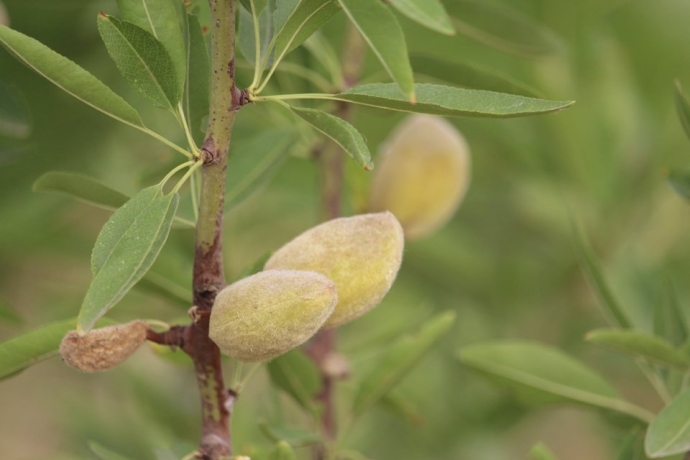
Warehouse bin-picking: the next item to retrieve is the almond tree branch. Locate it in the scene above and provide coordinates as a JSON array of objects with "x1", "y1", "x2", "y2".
[{"x1": 181, "y1": 0, "x2": 241, "y2": 458}]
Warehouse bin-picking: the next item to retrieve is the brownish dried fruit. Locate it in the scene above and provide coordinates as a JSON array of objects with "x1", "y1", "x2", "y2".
[
  {"x1": 368, "y1": 114, "x2": 471, "y2": 240},
  {"x1": 209, "y1": 270, "x2": 338, "y2": 362},
  {"x1": 59, "y1": 320, "x2": 147, "y2": 372},
  {"x1": 265, "y1": 212, "x2": 404, "y2": 328}
]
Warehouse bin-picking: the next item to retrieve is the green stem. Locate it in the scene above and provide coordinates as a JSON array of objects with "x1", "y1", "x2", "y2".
[
  {"x1": 138, "y1": 126, "x2": 194, "y2": 158},
  {"x1": 249, "y1": 0, "x2": 263, "y2": 90}
]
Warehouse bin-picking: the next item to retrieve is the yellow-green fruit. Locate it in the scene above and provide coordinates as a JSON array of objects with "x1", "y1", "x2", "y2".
[
  {"x1": 368, "y1": 114, "x2": 471, "y2": 240},
  {"x1": 209, "y1": 269, "x2": 337, "y2": 362},
  {"x1": 59, "y1": 320, "x2": 147, "y2": 372},
  {"x1": 265, "y1": 212, "x2": 404, "y2": 328}
]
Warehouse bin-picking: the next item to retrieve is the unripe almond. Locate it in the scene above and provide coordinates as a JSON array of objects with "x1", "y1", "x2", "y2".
[
  {"x1": 209, "y1": 270, "x2": 337, "y2": 362},
  {"x1": 368, "y1": 114, "x2": 471, "y2": 240},
  {"x1": 265, "y1": 212, "x2": 404, "y2": 328},
  {"x1": 59, "y1": 320, "x2": 147, "y2": 372}
]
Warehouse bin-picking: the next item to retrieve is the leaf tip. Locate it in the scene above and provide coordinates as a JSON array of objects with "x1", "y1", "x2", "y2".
[
  {"x1": 98, "y1": 11, "x2": 107, "y2": 18},
  {"x1": 409, "y1": 92, "x2": 417, "y2": 105}
]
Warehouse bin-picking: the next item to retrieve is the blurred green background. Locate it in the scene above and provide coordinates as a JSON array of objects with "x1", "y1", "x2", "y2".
[{"x1": 2, "y1": 0, "x2": 690, "y2": 459}]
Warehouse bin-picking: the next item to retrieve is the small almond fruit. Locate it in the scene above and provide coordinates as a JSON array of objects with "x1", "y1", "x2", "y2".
[
  {"x1": 265, "y1": 212, "x2": 404, "y2": 328},
  {"x1": 209, "y1": 270, "x2": 337, "y2": 362},
  {"x1": 60, "y1": 320, "x2": 147, "y2": 372},
  {"x1": 368, "y1": 114, "x2": 471, "y2": 240}
]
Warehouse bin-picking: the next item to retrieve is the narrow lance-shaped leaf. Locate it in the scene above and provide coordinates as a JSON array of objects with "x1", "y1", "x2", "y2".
[
  {"x1": 272, "y1": 0, "x2": 340, "y2": 62},
  {"x1": 98, "y1": 14, "x2": 181, "y2": 110},
  {"x1": 0, "y1": 25, "x2": 143, "y2": 128},
  {"x1": 289, "y1": 106, "x2": 372, "y2": 170},
  {"x1": 646, "y1": 387, "x2": 690, "y2": 457},
  {"x1": 338, "y1": 0, "x2": 415, "y2": 102},
  {"x1": 668, "y1": 170, "x2": 690, "y2": 202},
  {"x1": 335, "y1": 83, "x2": 573, "y2": 118},
  {"x1": 445, "y1": 0, "x2": 562, "y2": 58},
  {"x1": 184, "y1": 11, "x2": 211, "y2": 144},
  {"x1": 410, "y1": 54, "x2": 541, "y2": 98},
  {"x1": 91, "y1": 185, "x2": 162, "y2": 275},
  {"x1": 674, "y1": 81, "x2": 690, "y2": 144},
  {"x1": 388, "y1": 0, "x2": 454, "y2": 36},
  {"x1": 575, "y1": 227, "x2": 633, "y2": 328},
  {"x1": 379, "y1": 391, "x2": 424, "y2": 427},
  {"x1": 267, "y1": 349, "x2": 321, "y2": 413},
  {"x1": 33, "y1": 172, "x2": 129, "y2": 211},
  {"x1": 225, "y1": 129, "x2": 296, "y2": 210},
  {"x1": 303, "y1": 33, "x2": 342, "y2": 87},
  {"x1": 585, "y1": 329, "x2": 690, "y2": 370},
  {"x1": 116, "y1": 0, "x2": 186, "y2": 96},
  {"x1": 457, "y1": 341, "x2": 654, "y2": 423},
  {"x1": 0, "y1": 318, "x2": 114, "y2": 381},
  {"x1": 78, "y1": 191, "x2": 179, "y2": 332},
  {"x1": 353, "y1": 311, "x2": 455, "y2": 414},
  {"x1": 239, "y1": 3, "x2": 274, "y2": 66}
]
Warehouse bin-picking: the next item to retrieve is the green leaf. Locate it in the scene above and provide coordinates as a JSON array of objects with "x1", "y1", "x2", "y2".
[
  {"x1": 91, "y1": 186, "x2": 161, "y2": 275},
  {"x1": 646, "y1": 387, "x2": 690, "y2": 457},
  {"x1": 674, "y1": 81, "x2": 690, "y2": 144},
  {"x1": 78, "y1": 191, "x2": 179, "y2": 332},
  {"x1": 445, "y1": 0, "x2": 562, "y2": 58},
  {"x1": 289, "y1": 106, "x2": 372, "y2": 170},
  {"x1": 98, "y1": 14, "x2": 181, "y2": 110},
  {"x1": 267, "y1": 349, "x2": 321, "y2": 413},
  {"x1": 575, "y1": 227, "x2": 633, "y2": 328},
  {"x1": 353, "y1": 311, "x2": 455, "y2": 414},
  {"x1": 116, "y1": 0, "x2": 186, "y2": 96},
  {"x1": 184, "y1": 11, "x2": 210, "y2": 144},
  {"x1": 586, "y1": 329, "x2": 690, "y2": 369},
  {"x1": 409, "y1": 54, "x2": 541, "y2": 98},
  {"x1": 337, "y1": 83, "x2": 573, "y2": 118},
  {"x1": 0, "y1": 25, "x2": 144, "y2": 128},
  {"x1": 0, "y1": 78, "x2": 31, "y2": 138},
  {"x1": 89, "y1": 441, "x2": 134, "y2": 460},
  {"x1": 239, "y1": 3, "x2": 273, "y2": 66},
  {"x1": 33, "y1": 172, "x2": 129, "y2": 211},
  {"x1": 338, "y1": 0, "x2": 415, "y2": 101},
  {"x1": 379, "y1": 391, "x2": 424, "y2": 427},
  {"x1": 225, "y1": 129, "x2": 296, "y2": 210},
  {"x1": 259, "y1": 421, "x2": 322, "y2": 447},
  {"x1": 457, "y1": 341, "x2": 654, "y2": 423},
  {"x1": 528, "y1": 442, "x2": 558, "y2": 460},
  {"x1": 272, "y1": 0, "x2": 340, "y2": 60},
  {"x1": 0, "y1": 318, "x2": 114, "y2": 381},
  {"x1": 668, "y1": 170, "x2": 690, "y2": 202},
  {"x1": 388, "y1": 0, "x2": 454, "y2": 36},
  {"x1": 268, "y1": 441, "x2": 297, "y2": 460},
  {"x1": 617, "y1": 428, "x2": 645, "y2": 460}
]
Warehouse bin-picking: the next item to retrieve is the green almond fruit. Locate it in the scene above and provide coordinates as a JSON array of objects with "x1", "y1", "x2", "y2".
[
  {"x1": 265, "y1": 212, "x2": 404, "y2": 328},
  {"x1": 60, "y1": 320, "x2": 148, "y2": 372},
  {"x1": 209, "y1": 270, "x2": 338, "y2": 362},
  {"x1": 368, "y1": 114, "x2": 471, "y2": 240}
]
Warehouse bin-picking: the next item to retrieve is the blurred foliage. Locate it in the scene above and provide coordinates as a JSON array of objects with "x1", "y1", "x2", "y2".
[{"x1": 2, "y1": 0, "x2": 690, "y2": 459}]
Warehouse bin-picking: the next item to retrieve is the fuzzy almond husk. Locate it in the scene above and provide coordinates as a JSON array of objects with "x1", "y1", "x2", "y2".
[
  {"x1": 60, "y1": 320, "x2": 147, "y2": 372},
  {"x1": 209, "y1": 270, "x2": 337, "y2": 362},
  {"x1": 265, "y1": 212, "x2": 404, "y2": 328},
  {"x1": 368, "y1": 114, "x2": 471, "y2": 240}
]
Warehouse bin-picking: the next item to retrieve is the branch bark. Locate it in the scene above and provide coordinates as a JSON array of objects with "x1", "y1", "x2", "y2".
[{"x1": 183, "y1": 0, "x2": 239, "y2": 458}]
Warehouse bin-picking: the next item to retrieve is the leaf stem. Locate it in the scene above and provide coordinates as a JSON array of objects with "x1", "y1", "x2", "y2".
[
  {"x1": 249, "y1": 0, "x2": 263, "y2": 91},
  {"x1": 173, "y1": 161, "x2": 203, "y2": 193},
  {"x1": 160, "y1": 160, "x2": 196, "y2": 188},
  {"x1": 251, "y1": 92, "x2": 336, "y2": 102},
  {"x1": 177, "y1": 102, "x2": 200, "y2": 155},
  {"x1": 139, "y1": 126, "x2": 195, "y2": 159}
]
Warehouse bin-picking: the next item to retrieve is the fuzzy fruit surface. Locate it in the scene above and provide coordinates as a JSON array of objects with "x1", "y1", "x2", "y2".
[
  {"x1": 368, "y1": 114, "x2": 471, "y2": 240},
  {"x1": 209, "y1": 270, "x2": 337, "y2": 362},
  {"x1": 60, "y1": 321, "x2": 147, "y2": 372},
  {"x1": 265, "y1": 212, "x2": 404, "y2": 328}
]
